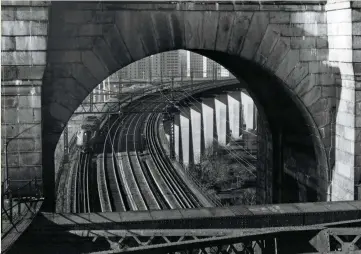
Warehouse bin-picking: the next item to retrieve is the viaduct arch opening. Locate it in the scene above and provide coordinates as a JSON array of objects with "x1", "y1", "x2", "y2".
[{"x1": 43, "y1": 2, "x2": 330, "y2": 211}]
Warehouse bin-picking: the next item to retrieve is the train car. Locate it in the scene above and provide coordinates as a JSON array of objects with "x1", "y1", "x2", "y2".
[
  {"x1": 76, "y1": 116, "x2": 101, "y2": 152},
  {"x1": 76, "y1": 98, "x2": 122, "y2": 152},
  {"x1": 76, "y1": 129, "x2": 87, "y2": 148}
]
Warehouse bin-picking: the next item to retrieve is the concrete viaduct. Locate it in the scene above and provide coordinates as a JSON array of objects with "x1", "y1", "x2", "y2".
[{"x1": 1, "y1": 0, "x2": 361, "y2": 211}]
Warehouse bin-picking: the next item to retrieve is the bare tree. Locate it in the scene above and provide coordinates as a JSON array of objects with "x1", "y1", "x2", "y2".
[{"x1": 189, "y1": 141, "x2": 257, "y2": 205}]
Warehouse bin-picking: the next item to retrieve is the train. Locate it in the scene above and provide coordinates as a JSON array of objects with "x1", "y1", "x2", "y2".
[
  {"x1": 76, "y1": 98, "x2": 121, "y2": 152},
  {"x1": 76, "y1": 116, "x2": 101, "y2": 152},
  {"x1": 74, "y1": 84, "x2": 179, "y2": 152}
]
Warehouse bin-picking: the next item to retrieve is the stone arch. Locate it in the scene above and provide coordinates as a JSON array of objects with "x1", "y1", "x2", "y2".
[
  {"x1": 43, "y1": 2, "x2": 333, "y2": 210},
  {"x1": 196, "y1": 51, "x2": 329, "y2": 203}
]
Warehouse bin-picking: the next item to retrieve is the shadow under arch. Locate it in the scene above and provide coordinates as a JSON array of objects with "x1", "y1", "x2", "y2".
[
  {"x1": 47, "y1": 48, "x2": 329, "y2": 206},
  {"x1": 42, "y1": 2, "x2": 337, "y2": 210},
  {"x1": 192, "y1": 50, "x2": 330, "y2": 203}
]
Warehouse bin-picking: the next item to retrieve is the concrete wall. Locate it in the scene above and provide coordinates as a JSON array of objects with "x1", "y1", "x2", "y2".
[
  {"x1": 1, "y1": 1, "x2": 49, "y2": 188},
  {"x1": 256, "y1": 112, "x2": 273, "y2": 204},
  {"x1": 180, "y1": 107, "x2": 191, "y2": 166},
  {"x1": 215, "y1": 95, "x2": 229, "y2": 146},
  {"x1": 190, "y1": 104, "x2": 202, "y2": 164},
  {"x1": 228, "y1": 92, "x2": 242, "y2": 139},
  {"x1": 202, "y1": 97, "x2": 217, "y2": 151}
]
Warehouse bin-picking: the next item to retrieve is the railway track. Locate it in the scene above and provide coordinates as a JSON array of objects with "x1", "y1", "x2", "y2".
[
  {"x1": 124, "y1": 112, "x2": 161, "y2": 210},
  {"x1": 95, "y1": 92, "x2": 211, "y2": 212},
  {"x1": 98, "y1": 112, "x2": 129, "y2": 212},
  {"x1": 98, "y1": 97, "x2": 157, "y2": 212},
  {"x1": 60, "y1": 78, "x2": 236, "y2": 211},
  {"x1": 70, "y1": 80, "x2": 239, "y2": 212},
  {"x1": 68, "y1": 152, "x2": 92, "y2": 213},
  {"x1": 145, "y1": 111, "x2": 205, "y2": 209}
]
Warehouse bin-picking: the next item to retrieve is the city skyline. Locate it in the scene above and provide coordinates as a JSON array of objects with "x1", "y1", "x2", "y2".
[
  {"x1": 88, "y1": 50, "x2": 236, "y2": 105},
  {"x1": 111, "y1": 50, "x2": 231, "y2": 81}
]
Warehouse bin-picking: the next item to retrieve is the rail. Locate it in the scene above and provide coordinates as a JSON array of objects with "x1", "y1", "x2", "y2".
[
  {"x1": 63, "y1": 78, "x2": 238, "y2": 212},
  {"x1": 157, "y1": 118, "x2": 224, "y2": 207},
  {"x1": 1, "y1": 178, "x2": 43, "y2": 235},
  {"x1": 151, "y1": 113, "x2": 206, "y2": 208}
]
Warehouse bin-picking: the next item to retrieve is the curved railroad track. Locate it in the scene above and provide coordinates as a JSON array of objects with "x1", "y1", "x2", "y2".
[{"x1": 69, "y1": 79, "x2": 241, "y2": 212}]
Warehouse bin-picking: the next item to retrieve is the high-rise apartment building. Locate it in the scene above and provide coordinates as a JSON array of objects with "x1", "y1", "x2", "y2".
[
  {"x1": 119, "y1": 67, "x2": 128, "y2": 80},
  {"x1": 220, "y1": 66, "x2": 230, "y2": 77},
  {"x1": 138, "y1": 58, "x2": 150, "y2": 80},
  {"x1": 206, "y1": 58, "x2": 222, "y2": 79},
  {"x1": 151, "y1": 54, "x2": 161, "y2": 79},
  {"x1": 150, "y1": 50, "x2": 185, "y2": 80},
  {"x1": 128, "y1": 62, "x2": 139, "y2": 80},
  {"x1": 116, "y1": 50, "x2": 228, "y2": 81},
  {"x1": 179, "y1": 50, "x2": 187, "y2": 79},
  {"x1": 118, "y1": 62, "x2": 139, "y2": 80},
  {"x1": 162, "y1": 51, "x2": 181, "y2": 78},
  {"x1": 190, "y1": 52, "x2": 204, "y2": 78}
]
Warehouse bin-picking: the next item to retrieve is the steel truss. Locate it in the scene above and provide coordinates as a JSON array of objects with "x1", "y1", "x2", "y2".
[
  {"x1": 72, "y1": 232, "x2": 270, "y2": 254},
  {"x1": 53, "y1": 220, "x2": 361, "y2": 254},
  {"x1": 310, "y1": 227, "x2": 361, "y2": 253}
]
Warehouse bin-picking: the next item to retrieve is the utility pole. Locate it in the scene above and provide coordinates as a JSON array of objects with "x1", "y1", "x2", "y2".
[
  {"x1": 118, "y1": 72, "x2": 122, "y2": 97},
  {"x1": 169, "y1": 74, "x2": 176, "y2": 160},
  {"x1": 89, "y1": 91, "x2": 93, "y2": 112},
  {"x1": 170, "y1": 115, "x2": 175, "y2": 160}
]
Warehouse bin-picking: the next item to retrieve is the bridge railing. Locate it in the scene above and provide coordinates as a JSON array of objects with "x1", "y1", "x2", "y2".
[{"x1": 1, "y1": 178, "x2": 43, "y2": 236}]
